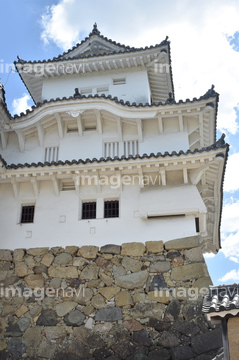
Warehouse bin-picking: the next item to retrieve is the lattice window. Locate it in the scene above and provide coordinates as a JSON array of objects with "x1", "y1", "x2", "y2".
[
  {"x1": 124, "y1": 140, "x2": 138, "y2": 157},
  {"x1": 82, "y1": 201, "x2": 96, "y2": 219},
  {"x1": 104, "y1": 200, "x2": 119, "y2": 218},
  {"x1": 21, "y1": 205, "x2": 35, "y2": 223},
  {"x1": 104, "y1": 142, "x2": 119, "y2": 158},
  {"x1": 44, "y1": 146, "x2": 59, "y2": 162}
]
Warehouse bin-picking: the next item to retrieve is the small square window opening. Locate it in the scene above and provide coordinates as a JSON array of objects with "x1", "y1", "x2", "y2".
[
  {"x1": 21, "y1": 205, "x2": 35, "y2": 223},
  {"x1": 104, "y1": 200, "x2": 119, "y2": 218},
  {"x1": 82, "y1": 202, "x2": 96, "y2": 219}
]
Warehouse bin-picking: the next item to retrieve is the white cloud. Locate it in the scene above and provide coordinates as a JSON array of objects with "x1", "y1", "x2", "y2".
[
  {"x1": 221, "y1": 232, "x2": 239, "y2": 259},
  {"x1": 12, "y1": 94, "x2": 31, "y2": 115},
  {"x1": 203, "y1": 253, "x2": 216, "y2": 259},
  {"x1": 229, "y1": 256, "x2": 239, "y2": 263},
  {"x1": 221, "y1": 200, "x2": 239, "y2": 233},
  {"x1": 219, "y1": 269, "x2": 239, "y2": 282},
  {"x1": 224, "y1": 153, "x2": 239, "y2": 192},
  {"x1": 40, "y1": 0, "x2": 239, "y2": 135}
]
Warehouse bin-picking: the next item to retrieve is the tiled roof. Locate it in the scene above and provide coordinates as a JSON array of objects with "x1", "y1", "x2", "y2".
[
  {"x1": 0, "y1": 134, "x2": 228, "y2": 170},
  {"x1": 202, "y1": 284, "x2": 239, "y2": 314}
]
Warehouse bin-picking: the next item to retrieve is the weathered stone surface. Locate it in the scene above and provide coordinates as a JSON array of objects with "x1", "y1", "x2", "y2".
[
  {"x1": 15, "y1": 261, "x2": 28, "y2": 277},
  {"x1": 36, "y1": 309, "x2": 58, "y2": 326},
  {"x1": 29, "y1": 304, "x2": 42, "y2": 317},
  {"x1": 41, "y1": 253, "x2": 54, "y2": 267},
  {"x1": 184, "y1": 247, "x2": 204, "y2": 262},
  {"x1": 0, "y1": 318, "x2": 6, "y2": 337},
  {"x1": 148, "y1": 318, "x2": 171, "y2": 332},
  {"x1": 182, "y1": 299, "x2": 203, "y2": 321},
  {"x1": 64, "y1": 310, "x2": 86, "y2": 326},
  {"x1": 49, "y1": 277, "x2": 62, "y2": 288},
  {"x1": 146, "y1": 241, "x2": 164, "y2": 253},
  {"x1": 0, "y1": 250, "x2": 12, "y2": 261},
  {"x1": 99, "y1": 271, "x2": 113, "y2": 286},
  {"x1": 121, "y1": 242, "x2": 145, "y2": 256},
  {"x1": 171, "y1": 346, "x2": 194, "y2": 360},
  {"x1": 23, "y1": 327, "x2": 42, "y2": 348},
  {"x1": 66, "y1": 338, "x2": 91, "y2": 358},
  {"x1": 77, "y1": 245, "x2": 99, "y2": 259},
  {"x1": 173, "y1": 320, "x2": 200, "y2": 337},
  {"x1": 113, "y1": 340, "x2": 134, "y2": 359},
  {"x1": 191, "y1": 327, "x2": 223, "y2": 355},
  {"x1": 37, "y1": 340, "x2": 56, "y2": 359},
  {"x1": 131, "y1": 303, "x2": 165, "y2": 320},
  {"x1": 54, "y1": 252, "x2": 72, "y2": 265},
  {"x1": 166, "y1": 251, "x2": 181, "y2": 259},
  {"x1": 17, "y1": 317, "x2": 30, "y2": 332},
  {"x1": 0, "y1": 339, "x2": 7, "y2": 351},
  {"x1": 165, "y1": 236, "x2": 199, "y2": 250},
  {"x1": 93, "y1": 347, "x2": 113, "y2": 359},
  {"x1": 83, "y1": 332, "x2": 106, "y2": 349},
  {"x1": 4, "y1": 324, "x2": 22, "y2": 337},
  {"x1": 72, "y1": 257, "x2": 89, "y2": 268},
  {"x1": 142, "y1": 254, "x2": 165, "y2": 262},
  {"x1": 132, "y1": 292, "x2": 146, "y2": 304},
  {"x1": 65, "y1": 246, "x2": 79, "y2": 255},
  {"x1": 24, "y1": 274, "x2": 44, "y2": 288},
  {"x1": 147, "y1": 291, "x2": 170, "y2": 304},
  {"x1": 15, "y1": 304, "x2": 28, "y2": 318},
  {"x1": 122, "y1": 257, "x2": 142, "y2": 272},
  {"x1": 192, "y1": 276, "x2": 213, "y2": 292},
  {"x1": 48, "y1": 265, "x2": 78, "y2": 279},
  {"x1": 80, "y1": 263, "x2": 99, "y2": 280},
  {"x1": 123, "y1": 319, "x2": 144, "y2": 332},
  {"x1": 150, "y1": 274, "x2": 167, "y2": 291},
  {"x1": 34, "y1": 264, "x2": 48, "y2": 274},
  {"x1": 148, "y1": 348, "x2": 171, "y2": 360},
  {"x1": 13, "y1": 249, "x2": 25, "y2": 262},
  {"x1": 164, "y1": 299, "x2": 181, "y2": 321},
  {"x1": 0, "y1": 270, "x2": 9, "y2": 281},
  {"x1": 74, "y1": 287, "x2": 93, "y2": 305},
  {"x1": 113, "y1": 265, "x2": 127, "y2": 277},
  {"x1": 132, "y1": 329, "x2": 152, "y2": 346},
  {"x1": 158, "y1": 331, "x2": 181, "y2": 348},
  {"x1": 95, "y1": 256, "x2": 111, "y2": 269},
  {"x1": 171, "y1": 263, "x2": 207, "y2": 281},
  {"x1": 98, "y1": 286, "x2": 120, "y2": 300},
  {"x1": 26, "y1": 247, "x2": 49, "y2": 256},
  {"x1": 44, "y1": 326, "x2": 67, "y2": 340},
  {"x1": 7, "y1": 338, "x2": 27, "y2": 358},
  {"x1": 115, "y1": 290, "x2": 133, "y2": 307},
  {"x1": 95, "y1": 322, "x2": 113, "y2": 333},
  {"x1": 4, "y1": 275, "x2": 19, "y2": 286},
  {"x1": 95, "y1": 307, "x2": 123, "y2": 321},
  {"x1": 55, "y1": 301, "x2": 77, "y2": 317},
  {"x1": 149, "y1": 261, "x2": 171, "y2": 273},
  {"x1": 25, "y1": 255, "x2": 36, "y2": 268},
  {"x1": 172, "y1": 255, "x2": 184, "y2": 267},
  {"x1": 100, "y1": 244, "x2": 121, "y2": 255},
  {"x1": 91, "y1": 293, "x2": 106, "y2": 309},
  {"x1": 115, "y1": 270, "x2": 148, "y2": 289}
]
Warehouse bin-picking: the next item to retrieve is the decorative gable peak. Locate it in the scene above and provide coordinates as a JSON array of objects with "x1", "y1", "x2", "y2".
[{"x1": 89, "y1": 22, "x2": 101, "y2": 36}]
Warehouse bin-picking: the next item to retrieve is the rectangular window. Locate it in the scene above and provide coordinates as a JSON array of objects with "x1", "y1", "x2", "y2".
[
  {"x1": 104, "y1": 200, "x2": 119, "y2": 218},
  {"x1": 113, "y1": 78, "x2": 126, "y2": 85},
  {"x1": 82, "y1": 201, "x2": 96, "y2": 219},
  {"x1": 21, "y1": 205, "x2": 35, "y2": 223},
  {"x1": 97, "y1": 86, "x2": 109, "y2": 95},
  {"x1": 104, "y1": 142, "x2": 119, "y2": 158},
  {"x1": 124, "y1": 140, "x2": 138, "y2": 157},
  {"x1": 80, "y1": 88, "x2": 92, "y2": 95},
  {"x1": 44, "y1": 146, "x2": 59, "y2": 162},
  {"x1": 195, "y1": 217, "x2": 200, "y2": 233}
]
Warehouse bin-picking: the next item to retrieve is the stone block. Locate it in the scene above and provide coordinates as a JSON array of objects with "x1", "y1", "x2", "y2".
[
  {"x1": 74, "y1": 287, "x2": 93, "y2": 305},
  {"x1": 13, "y1": 249, "x2": 25, "y2": 262},
  {"x1": 41, "y1": 253, "x2": 54, "y2": 267},
  {"x1": 37, "y1": 340, "x2": 56, "y2": 359},
  {"x1": 99, "y1": 271, "x2": 113, "y2": 286},
  {"x1": 171, "y1": 345, "x2": 194, "y2": 360},
  {"x1": 164, "y1": 299, "x2": 181, "y2": 321},
  {"x1": 95, "y1": 307, "x2": 123, "y2": 321},
  {"x1": 91, "y1": 294, "x2": 106, "y2": 309},
  {"x1": 15, "y1": 305, "x2": 28, "y2": 318},
  {"x1": 191, "y1": 327, "x2": 222, "y2": 355},
  {"x1": 0, "y1": 250, "x2": 12, "y2": 261},
  {"x1": 184, "y1": 247, "x2": 204, "y2": 262},
  {"x1": 95, "y1": 322, "x2": 113, "y2": 333},
  {"x1": 15, "y1": 262, "x2": 28, "y2": 277},
  {"x1": 98, "y1": 286, "x2": 121, "y2": 300},
  {"x1": 80, "y1": 264, "x2": 99, "y2": 280},
  {"x1": 164, "y1": 236, "x2": 199, "y2": 250},
  {"x1": 228, "y1": 317, "x2": 239, "y2": 359},
  {"x1": 115, "y1": 290, "x2": 133, "y2": 307},
  {"x1": 44, "y1": 326, "x2": 67, "y2": 340},
  {"x1": 36, "y1": 309, "x2": 58, "y2": 326},
  {"x1": 55, "y1": 301, "x2": 77, "y2": 317},
  {"x1": 64, "y1": 309, "x2": 85, "y2": 326},
  {"x1": 158, "y1": 331, "x2": 181, "y2": 348},
  {"x1": 48, "y1": 266, "x2": 78, "y2": 279},
  {"x1": 7, "y1": 338, "x2": 27, "y2": 358},
  {"x1": 115, "y1": 270, "x2": 148, "y2": 289},
  {"x1": 0, "y1": 339, "x2": 7, "y2": 351},
  {"x1": 146, "y1": 241, "x2": 164, "y2": 253},
  {"x1": 23, "y1": 327, "x2": 42, "y2": 347},
  {"x1": 121, "y1": 242, "x2": 145, "y2": 257},
  {"x1": 150, "y1": 274, "x2": 167, "y2": 291},
  {"x1": 132, "y1": 292, "x2": 146, "y2": 304},
  {"x1": 122, "y1": 257, "x2": 142, "y2": 272},
  {"x1": 64, "y1": 246, "x2": 79, "y2": 255},
  {"x1": 171, "y1": 263, "x2": 208, "y2": 281},
  {"x1": 192, "y1": 276, "x2": 213, "y2": 293},
  {"x1": 26, "y1": 247, "x2": 49, "y2": 256},
  {"x1": 24, "y1": 274, "x2": 44, "y2": 288},
  {"x1": 77, "y1": 245, "x2": 99, "y2": 259},
  {"x1": 100, "y1": 244, "x2": 121, "y2": 254},
  {"x1": 131, "y1": 302, "x2": 165, "y2": 319},
  {"x1": 123, "y1": 319, "x2": 144, "y2": 332},
  {"x1": 149, "y1": 261, "x2": 171, "y2": 273},
  {"x1": 147, "y1": 290, "x2": 170, "y2": 304},
  {"x1": 54, "y1": 252, "x2": 72, "y2": 265},
  {"x1": 113, "y1": 265, "x2": 127, "y2": 277}
]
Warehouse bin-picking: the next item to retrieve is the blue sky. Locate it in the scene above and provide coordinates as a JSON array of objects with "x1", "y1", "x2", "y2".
[{"x1": 1, "y1": 0, "x2": 239, "y2": 285}]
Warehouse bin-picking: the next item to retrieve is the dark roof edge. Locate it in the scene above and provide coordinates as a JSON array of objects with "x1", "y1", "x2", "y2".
[
  {"x1": 10, "y1": 87, "x2": 218, "y2": 120},
  {"x1": 1, "y1": 135, "x2": 228, "y2": 170}
]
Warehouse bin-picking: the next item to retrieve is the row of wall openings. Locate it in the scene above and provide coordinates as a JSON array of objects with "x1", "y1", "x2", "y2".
[
  {"x1": 104, "y1": 140, "x2": 138, "y2": 158},
  {"x1": 44, "y1": 146, "x2": 59, "y2": 162},
  {"x1": 80, "y1": 86, "x2": 109, "y2": 96},
  {"x1": 82, "y1": 200, "x2": 119, "y2": 219}
]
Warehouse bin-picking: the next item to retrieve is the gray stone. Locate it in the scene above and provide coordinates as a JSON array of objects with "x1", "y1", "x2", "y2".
[
  {"x1": 4, "y1": 324, "x2": 22, "y2": 337},
  {"x1": 148, "y1": 318, "x2": 171, "y2": 332},
  {"x1": 49, "y1": 277, "x2": 62, "y2": 289},
  {"x1": 173, "y1": 320, "x2": 200, "y2": 337},
  {"x1": 113, "y1": 265, "x2": 127, "y2": 277},
  {"x1": 64, "y1": 310, "x2": 86, "y2": 326},
  {"x1": 93, "y1": 348, "x2": 113, "y2": 359},
  {"x1": 184, "y1": 247, "x2": 204, "y2": 262},
  {"x1": 56, "y1": 301, "x2": 77, "y2": 317},
  {"x1": 26, "y1": 247, "x2": 49, "y2": 256},
  {"x1": 74, "y1": 287, "x2": 93, "y2": 305},
  {"x1": 48, "y1": 265, "x2": 78, "y2": 279},
  {"x1": 80, "y1": 263, "x2": 99, "y2": 280},
  {"x1": 131, "y1": 303, "x2": 165, "y2": 320},
  {"x1": 36, "y1": 309, "x2": 58, "y2": 326},
  {"x1": 164, "y1": 299, "x2": 181, "y2": 321},
  {"x1": 100, "y1": 244, "x2": 121, "y2": 254},
  {"x1": 148, "y1": 349, "x2": 171, "y2": 360},
  {"x1": 183, "y1": 299, "x2": 203, "y2": 321},
  {"x1": 113, "y1": 340, "x2": 135, "y2": 359},
  {"x1": 34, "y1": 264, "x2": 48, "y2": 274},
  {"x1": 149, "y1": 260, "x2": 171, "y2": 273},
  {"x1": 141, "y1": 254, "x2": 165, "y2": 262},
  {"x1": 29, "y1": 304, "x2": 42, "y2": 318},
  {"x1": 165, "y1": 236, "x2": 199, "y2": 250},
  {"x1": 171, "y1": 263, "x2": 207, "y2": 281},
  {"x1": 84, "y1": 333, "x2": 106, "y2": 349},
  {"x1": 131, "y1": 329, "x2": 152, "y2": 346},
  {"x1": 95, "y1": 307, "x2": 123, "y2": 321},
  {"x1": 115, "y1": 270, "x2": 148, "y2": 289},
  {"x1": 0, "y1": 250, "x2": 12, "y2": 261},
  {"x1": 122, "y1": 257, "x2": 142, "y2": 272},
  {"x1": 150, "y1": 274, "x2": 167, "y2": 291},
  {"x1": 166, "y1": 251, "x2": 181, "y2": 259},
  {"x1": 38, "y1": 340, "x2": 56, "y2": 359},
  {"x1": 13, "y1": 249, "x2": 25, "y2": 262},
  {"x1": 54, "y1": 252, "x2": 72, "y2": 265},
  {"x1": 158, "y1": 331, "x2": 181, "y2": 348},
  {"x1": 171, "y1": 346, "x2": 194, "y2": 360},
  {"x1": 191, "y1": 327, "x2": 223, "y2": 355},
  {"x1": 23, "y1": 327, "x2": 42, "y2": 349},
  {"x1": 7, "y1": 338, "x2": 27, "y2": 358},
  {"x1": 17, "y1": 317, "x2": 30, "y2": 332}
]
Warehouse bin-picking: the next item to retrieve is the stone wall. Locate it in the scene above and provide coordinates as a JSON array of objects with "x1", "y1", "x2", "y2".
[{"x1": 0, "y1": 236, "x2": 222, "y2": 359}]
